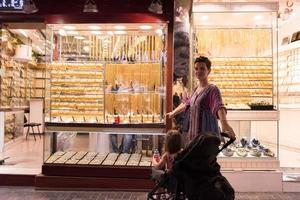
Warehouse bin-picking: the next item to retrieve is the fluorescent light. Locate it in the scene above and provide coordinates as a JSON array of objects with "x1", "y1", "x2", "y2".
[
  {"x1": 114, "y1": 31, "x2": 126, "y2": 35},
  {"x1": 114, "y1": 25, "x2": 126, "y2": 30},
  {"x1": 139, "y1": 25, "x2": 152, "y2": 30},
  {"x1": 83, "y1": 40, "x2": 91, "y2": 43},
  {"x1": 88, "y1": 25, "x2": 101, "y2": 30},
  {"x1": 18, "y1": 29, "x2": 28, "y2": 38},
  {"x1": 108, "y1": 31, "x2": 114, "y2": 35},
  {"x1": 91, "y1": 31, "x2": 102, "y2": 35},
  {"x1": 74, "y1": 36, "x2": 85, "y2": 40},
  {"x1": 64, "y1": 25, "x2": 76, "y2": 30},
  {"x1": 200, "y1": 15, "x2": 209, "y2": 21},
  {"x1": 254, "y1": 15, "x2": 263, "y2": 20}
]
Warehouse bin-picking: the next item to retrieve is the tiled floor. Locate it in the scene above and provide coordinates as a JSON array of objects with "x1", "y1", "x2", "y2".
[{"x1": 0, "y1": 187, "x2": 299, "y2": 200}]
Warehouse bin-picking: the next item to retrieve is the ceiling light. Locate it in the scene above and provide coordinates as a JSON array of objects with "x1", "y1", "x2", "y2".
[
  {"x1": 155, "y1": 29, "x2": 163, "y2": 35},
  {"x1": 83, "y1": 40, "x2": 91, "y2": 43},
  {"x1": 148, "y1": 0, "x2": 163, "y2": 15},
  {"x1": 64, "y1": 26, "x2": 76, "y2": 30},
  {"x1": 107, "y1": 31, "x2": 114, "y2": 35},
  {"x1": 139, "y1": 25, "x2": 152, "y2": 30},
  {"x1": 254, "y1": 15, "x2": 263, "y2": 20},
  {"x1": 58, "y1": 30, "x2": 67, "y2": 36},
  {"x1": 114, "y1": 31, "x2": 126, "y2": 35},
  {"x1": 74, "y1": 36, "x2": 85, "y2": 40},
  {"x1": 83, "y1": 0, "x2": 99, "y2": 13},
  {"x1": 114, "y1": 25, "x2": 126, "y2": 30},
  {"x1": 91, "y1": 31, "x2": 102, "y2": 35},
  {"x1": 88, "y1": 25, "x2": 101, "y2": 30},
  {"x1": 67, "y1": 31, "x2": 78, "y2": 35},
  {"x1": 200, "y1": 16, "x2": 209, "y2": 21},
  {"x1": 23, "y1": 0, "x2": 38, "y2": 14}
]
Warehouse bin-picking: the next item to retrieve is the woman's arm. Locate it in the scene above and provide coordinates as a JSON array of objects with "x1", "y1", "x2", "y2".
[
  {"x1": 218, "y1": 108, "x2": 236, "y2": 139},
  {"x1": 165, "y1": 102, "x2": 187, "y2": 119}
]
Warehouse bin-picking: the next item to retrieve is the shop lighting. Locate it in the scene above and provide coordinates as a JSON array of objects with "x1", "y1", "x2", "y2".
[
  {"x1": 58, "y1": 30, "x2": 67, "y2": 36},
  {"x1": 64, "y1": 26, "x2": 76, "y2": 30},
  {"x1": 83, "y1": 46, "x2": 90, "y2": 52},
  {"x1": 108, "y1": 31, "x2": 114, "y2": 35},
  {"x1": 139, "y1": 25, "x2": 152, "y2": 30},
  {"x1": 254, "y1": 15, "x2": 263, "y2": 20},
  {"x1": 23, "y1": 0, "x2": 38, "y2": 14},
  {"x1": 83, "y1": 0, "x2": 99, "y2": 13},
  {"x1": 88, "y1": 25, "x2": 101, "y2": 30},
  {"x1": 74, "y1": 36, "x2": 85, "y2": 40},
  {"x1": 67, "y1": 31, "x2": 79, "y2": 35},
  {"x1": 155, "y1": 29, "x2": 163, "y2": 35},
  {"x1": 200, "y1": 15, "x2": 209, "y2": 21},
  {"x1": 114, "y1": 25, "x2": 126, "y2": 30},
  {"x1": 91, "y1": 31, "x2": 102, "y2": 35},
  {"x1": 148, "y1": 0, "x2": 163, "y2": 15},
  {"x1": 114, "y1": 31, "x2": 126, "y2": 35}
]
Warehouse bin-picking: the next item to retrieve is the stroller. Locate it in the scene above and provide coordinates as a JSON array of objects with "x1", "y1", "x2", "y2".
[{"x1": 148, "y1": 132, "x2": 235, "y2": 200}]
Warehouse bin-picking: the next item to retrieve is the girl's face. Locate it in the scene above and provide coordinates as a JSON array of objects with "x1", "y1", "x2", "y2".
[{"x1": 194, "y1": 62, "x2": 210, "y2": 81}]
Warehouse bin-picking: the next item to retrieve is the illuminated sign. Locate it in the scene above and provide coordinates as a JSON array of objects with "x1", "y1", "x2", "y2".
[{"x1": 0, "y1": 0, "x2": 23, "y2": 11}]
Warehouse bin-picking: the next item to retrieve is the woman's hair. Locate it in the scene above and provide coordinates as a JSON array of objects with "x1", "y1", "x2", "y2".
[
  {"x1": 194, "y1": 56, "x2": 211, "y2": 70},
  {"x1": 165, "y1": 130, "x2": 182, "y2": 154}
]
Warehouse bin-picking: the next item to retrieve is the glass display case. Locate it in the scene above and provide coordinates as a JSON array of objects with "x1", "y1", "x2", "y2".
[
  {"x1": 44, "y1": 23, "x2": 167, "y2": 124},
  {"x1": 192, "y1": 11, "x2": 278, "y2": 110},
  {"x1": 43, "y1": 130, "x2": 164, "y2": 166},
  {"x1": 192, "y1": 3, "x2": 279, "y2": 170},
  {"x1": 218, "y1": 111, "x2": 279, "y2": 170},
  {"x1": 42, "y1": 24, "x2": 168, "y2": 185}
]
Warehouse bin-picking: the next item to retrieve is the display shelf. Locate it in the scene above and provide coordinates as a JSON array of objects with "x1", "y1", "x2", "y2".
[
  {"x1": 205, "y1": 57, "x2": 274, "y2": 109},
  {"x1": 193, "y1": 23, "x2": 276, "y2": 110},
  {"x1": 278, "y1": 47, "x2": 300, "y2": 106},
  {"x1": 48, "y1": 63, "x2": 105, "y2": 122}
]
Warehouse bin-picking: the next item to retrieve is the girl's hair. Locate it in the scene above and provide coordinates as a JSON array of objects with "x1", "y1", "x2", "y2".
[
  {"x1": 165, "y1": 130, "x2": 182, "y2": 154},
  {"x1": 194, "y1": 56, "x2": 212, "y2": 70}
]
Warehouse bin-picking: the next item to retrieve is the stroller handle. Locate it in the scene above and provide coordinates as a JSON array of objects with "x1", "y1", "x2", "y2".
[{"x1": 219, "y1": 132, "x2": 236, "y2": 153}]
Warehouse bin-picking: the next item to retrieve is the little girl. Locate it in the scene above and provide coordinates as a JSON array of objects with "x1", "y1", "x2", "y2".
[{"x1": 152, "y1": 130, "x2": 182, "y2": 173}]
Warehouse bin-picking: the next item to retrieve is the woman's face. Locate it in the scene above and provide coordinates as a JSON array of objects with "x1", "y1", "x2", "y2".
[{"x1": 194, "y1": 62, "x2": 210, "y2": 81}]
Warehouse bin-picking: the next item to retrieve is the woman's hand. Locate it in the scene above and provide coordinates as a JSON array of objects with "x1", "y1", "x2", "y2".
[
  {"x1": 221, "y1": 122, "x2": 236, "y2": 140},
  {"x1": 165, "y1": 111, "x2": 174, "y2": 119}
]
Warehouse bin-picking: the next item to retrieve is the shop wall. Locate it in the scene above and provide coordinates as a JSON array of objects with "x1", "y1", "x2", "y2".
[
  {"x1": 279, "y1": 109, "x2": 300, "y2": 151},
  {"x1": 278, "y1": 4, "x2": 300, "y2": 48}
]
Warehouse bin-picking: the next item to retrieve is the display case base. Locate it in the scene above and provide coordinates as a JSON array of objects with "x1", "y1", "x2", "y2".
[
  {"x1": 35, "y1": 174, "x2": 154, "y2": 190},
  {"x1": 42, "y1": 164, "x2": 152, "y2": 179}
]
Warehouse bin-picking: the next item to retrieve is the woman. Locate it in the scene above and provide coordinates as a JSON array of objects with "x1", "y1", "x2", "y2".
[{"x1": 166, "y1": 56, "x2": 235, "y2": 141}]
